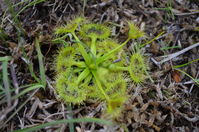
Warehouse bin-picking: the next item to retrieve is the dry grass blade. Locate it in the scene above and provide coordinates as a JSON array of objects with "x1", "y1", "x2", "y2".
[{"x1": 1, "y1": 89, "x2": 40, "y2": 128}]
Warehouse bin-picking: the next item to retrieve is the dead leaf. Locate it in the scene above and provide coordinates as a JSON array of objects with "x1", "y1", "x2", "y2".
[{"x1": 172, "y1": 70, "x2": 181, "y2": 83}]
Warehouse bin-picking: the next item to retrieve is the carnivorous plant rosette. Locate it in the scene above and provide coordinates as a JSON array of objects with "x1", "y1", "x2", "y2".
[{"x1": 54, "y1": 17, "x2": 149, "y2": 118}]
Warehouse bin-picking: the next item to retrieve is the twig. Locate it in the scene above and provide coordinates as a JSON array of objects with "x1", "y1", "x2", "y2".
[
  {"x1": 90, "y1": 0, "x2": 113, "y2": 8},
  {"x1": 151, "y1": 42, "x2": 199, "y2": 67},
  {"x1": 174, "y1": 11, "x2": 199, "y2": 16}
]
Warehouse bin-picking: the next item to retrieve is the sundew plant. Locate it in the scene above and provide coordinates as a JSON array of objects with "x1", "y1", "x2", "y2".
[{"x1": 54, "y1": 17, "x2": 148, "y2": 118}]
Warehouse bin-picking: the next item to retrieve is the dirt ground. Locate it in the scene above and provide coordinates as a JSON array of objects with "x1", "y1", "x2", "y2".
[{"x1": 0, "y1": 0, "x2": 199, "y2": 132}]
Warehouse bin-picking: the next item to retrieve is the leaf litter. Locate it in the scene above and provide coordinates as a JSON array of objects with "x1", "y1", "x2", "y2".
[{"x1": 0, "y1": 0, "x2": 199, "y2": 131}]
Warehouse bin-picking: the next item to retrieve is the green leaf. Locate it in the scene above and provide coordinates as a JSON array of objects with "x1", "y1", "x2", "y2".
[
  {"x1": 71, "y1": 33, "x2": 91, "y2": 65},
  {"x1": 77, "y1": 68, "x2": 90, "y2": 85},
  {"x1": 97, "y1": 38, "x2": 130, "y2": 64},
  {"x1": 92, "y1": 70, "x2": 110, "y2": 101}
]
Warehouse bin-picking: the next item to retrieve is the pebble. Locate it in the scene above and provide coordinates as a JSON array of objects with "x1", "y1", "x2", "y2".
[{"x1": 196, "y1": 17, "x2": 199, "y2": 23}]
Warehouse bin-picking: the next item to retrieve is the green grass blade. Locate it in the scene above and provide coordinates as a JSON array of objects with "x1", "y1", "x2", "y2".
[
  {"x1": 13, "y1": 0, "x2": 31, "y2": 7},
  {"x1": 2, "y1": 58, "x2": 11, "y2": 106},
  {"x1": 141, "y1": 31, "x2": 164, "y2": 47},
  {"x1": 27, "y1": 61, "x2": 41, "y2": 83},
  {"x1": 173, "y1": 58, "x2": 199, "y2": 68},
  {"x1": 0, "y1": 88, "x2": 15, "y2": 96},
  {"x1": 175, "y1": 68, "x2": 199, "y2": 86},
  {"x1": 20, "y1": 46, "x2": 40, "y2": 82},
  {"x1": 0, "y1": 84, "x2": 5, "y2": 99},
  {"x1": 13, "y1": 83, "x2": 43, "y2": 100},
  {"x1": 19, "y1": 83, "x2": 37, "y2": 89},
  {"x1": 0, "y1": 84, "x2": 3, "y2": 93},
  {"x1": 0, "y1": 83, "x2": 43, "y2": 105},
  {"x1": 0, "y1": 56, "x2": 12, "y2": 62},
  {"x1": 12, "y1": 118, "x2": 112, "y2": 132},
  {"x1": 35, "y1": 38, "x2": 46, "y2": 87},
  {"x1": 68, "y1": 104, "x2": 74, "y2": 132},
  {"x1": 12, "y1": 84, "x2": 44, "y2": 99}
]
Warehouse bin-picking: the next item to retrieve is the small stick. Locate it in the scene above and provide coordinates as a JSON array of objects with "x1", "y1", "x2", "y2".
[
  {"x1": 152, "y1": 42, "x2": 199, "y2": 67},
  {"x1": 90, "y1": 0, "x2": 113, "y2": 8},
  {"x1": 175, "y1": 11, "x2": 199, "y2": 16}
]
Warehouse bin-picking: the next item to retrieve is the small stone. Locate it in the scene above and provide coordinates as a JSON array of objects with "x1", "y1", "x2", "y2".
[
  {"x1": 196, "y1": 17, "x2": 199, "y2": 23},
  {"x1": 175, "y1": 0, "x2": 185, "y2": 5}
]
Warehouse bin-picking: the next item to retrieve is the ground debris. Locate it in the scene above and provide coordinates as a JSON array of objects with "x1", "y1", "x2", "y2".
[{"x1": 0, "y1": 0, "x2": 199, "y2": 131}]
